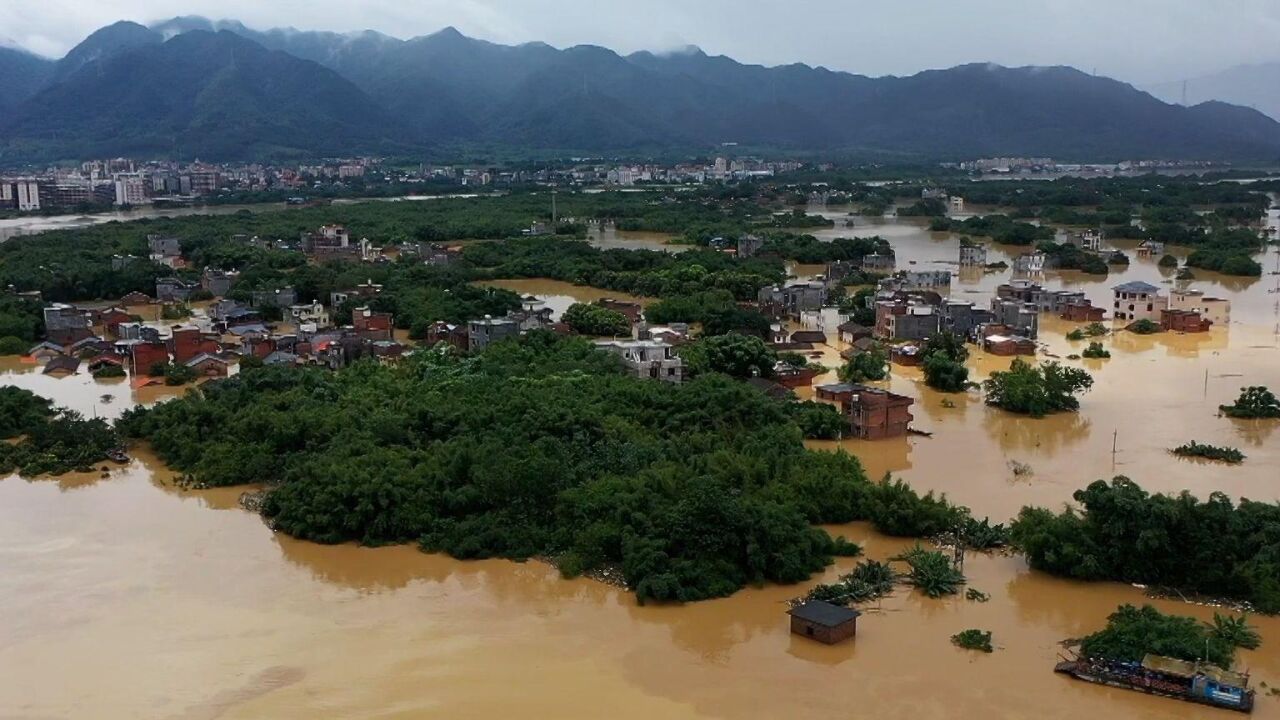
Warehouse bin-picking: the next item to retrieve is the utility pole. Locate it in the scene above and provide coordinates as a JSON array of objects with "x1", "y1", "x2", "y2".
[
  {"x1": 551, "y1": 190, "x2": 557, "y2": 224},
  {"x1": 1181, "y1": 79, "x2": 1188, "y2": 106}
]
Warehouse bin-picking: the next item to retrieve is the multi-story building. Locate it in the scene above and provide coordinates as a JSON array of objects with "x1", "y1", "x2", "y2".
[
  {"x1": 874, "y1": 301, "x2": 940, "y2": 341},
  {"x1": 288, "y1": 302, "x2": 331, "y2": 329},
  {"x1": 467, "y1": 316, "x2": 520, "y2": 351},
  {"x1": 1168, "y1": 288, "x2": 1230, "y2": 327},
  {"x1": 958, "y1": 243, "x2": 988, "y2": 266},
  {"x1": 113, "y1": 173, "x2": 149, "y2": 206},
  {"x1": 1112, "y1": 281, "x2": 1165, "y2": 322},
  {"x1": 989, "y1": 298, "x2": 1039, "y2": 338},
  {"x1": 16, "y1": 179, "x2": 40, "y2": 211},
  {"x1": 757, "y1": 281, "x2": 827, "y2": 319},
  {"x1": 43, "y1": 304, "x2": 94, "y2": 344},
  {"x1": 594, "y1": 339, "x2": 684, "y2": 383},
  {"x1": 1013, "y1": 251, "x2": 1046, "y2": 273},
  {"x1": 201, "y1": 268, "x2": 238, "y2": 297}
]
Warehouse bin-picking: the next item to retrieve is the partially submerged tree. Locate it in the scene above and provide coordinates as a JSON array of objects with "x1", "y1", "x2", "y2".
[
  {"x1": 1220, "y1": 386, "x2": 1280, "y2": 419},
  {"x1": 983, "y1": 358, "x2": 1093, "y2": 417}
]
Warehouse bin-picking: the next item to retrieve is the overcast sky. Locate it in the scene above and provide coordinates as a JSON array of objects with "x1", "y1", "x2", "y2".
[{"x1": 6, "y1": 0, "x2": 1280, "y2": 84}]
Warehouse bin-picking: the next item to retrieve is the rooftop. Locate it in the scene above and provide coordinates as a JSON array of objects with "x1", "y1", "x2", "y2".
[
  {"x1": 1112, "y1": 280, "x2": 1161, "y2": 294},
  {"x1": 787, "y1": 600, "x2": 861, "y2": 627}
]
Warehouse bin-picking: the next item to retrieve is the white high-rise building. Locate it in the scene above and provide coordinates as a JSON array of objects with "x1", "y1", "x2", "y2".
[
  {"x1": 15, "y1": 179, "x2": 40, "y2": 211},
  {"x1": 113, "y1": 173, "x2": 149, "y2": 206}
]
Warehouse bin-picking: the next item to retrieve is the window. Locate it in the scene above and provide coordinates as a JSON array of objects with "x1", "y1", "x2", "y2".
[{"x1": 1147, "y1": 304, "x2": 1153, "y2": 312}]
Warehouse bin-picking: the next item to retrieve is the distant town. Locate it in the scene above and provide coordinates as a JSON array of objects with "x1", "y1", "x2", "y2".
[{"x1": 0, "y1": 155, "x2": 1235, "y2": 214}]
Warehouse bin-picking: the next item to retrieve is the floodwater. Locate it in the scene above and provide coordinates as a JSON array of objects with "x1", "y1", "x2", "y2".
[
  {"x1": 0, "y1": 194, "x2": 492, "y2": 242},
  {"x1": 4, "y1": 207, "x2": 1280, "y2": 718},
  {"x1": 4, "y1": 450, "x2": 1280, "y2": 719},
  {"x1": 586, "y1": 223, "x2": 686, "y2": 253},
  {"x1": 475, "y1": 278, "x2": 652, "y2": 321}
]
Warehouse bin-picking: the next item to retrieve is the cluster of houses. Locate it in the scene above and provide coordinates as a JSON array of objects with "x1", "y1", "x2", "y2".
[{"x1": 26, "y1": 293, "x2": 406, "y2": 381}]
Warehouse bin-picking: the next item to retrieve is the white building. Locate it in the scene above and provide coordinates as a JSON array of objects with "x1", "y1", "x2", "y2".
[
  {"x1": 1112, "y1": 281, "x2": 1165, "y2": 322},
  {"x1": 595, "y1": 339, "x2": 684, "y2": 383},
  {"x1": 16, "y1": 179, "x2": 40, "y2": 211},
  {"x1": 113, "y1": 173, "x2": 149, "y2": 206},
  {"x1": 288, "y1": 302, "x2": 331, "y2": 329}
]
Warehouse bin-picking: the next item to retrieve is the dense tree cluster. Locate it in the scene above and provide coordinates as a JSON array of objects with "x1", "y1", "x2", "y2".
[
  {"x1": 1010, "y1": 477, "x2": 1280, "y2": 613},
  {"x1": 0, "y1": 295, "x2": 45, "y2": 352},
  {"x1": 1185, "y1": 248, "x2": 1263, "y2": 277},
  {"x1": 117, "y1": 334, "x2": 1007, "y2": 602},
  {"x1": 0, "y1": 389, "x2": 121, "y2": 476},
  {"x1": 758, "y1": 234, "x2": 890, "y2": 264},
  {"x1": 1220, "y1": 386, "x2": 1280, "y2": 419},
  {"x1": 983, "y1": 358, "x2": 1093, "y2": 416},
  {"x1": 929, "y1": 215, "x2": 1054, "y2": 245},
  {"x1": 1038, "y1": 242, "x2": 1109, "y2": 275},
  {"x1": 680, "y1": 333, "x2": 776, "y2": 379},
  {"x1": 837, "y1": 346, "x2": 888, "y2": 383},
  {"x1": 561, "y1": 303, "x2": 630, "y2": 337},
  {"x1": 921, "y1": 332, "x2": 969, "y2": 392},
  {"x1": 1172, "y1": 441, "x2": 1245, "y2": 463},
  {"x1": 0, "y1": 387, "x2": 54, "y2": 438},
  {"x1": 1079, "y1": 604, "x2": 1241, "y2": 668}
]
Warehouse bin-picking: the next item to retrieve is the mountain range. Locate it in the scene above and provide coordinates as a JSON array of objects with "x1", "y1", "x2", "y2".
[
  {"x1": 2, "y1": 18, "x2": 1279, "y2": 163},
  {"x1": 1146, "y1": 63, "x2": 1280, "y2": 124}
]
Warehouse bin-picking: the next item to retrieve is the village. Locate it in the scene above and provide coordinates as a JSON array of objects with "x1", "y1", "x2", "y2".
[{"x1": 10, "y1": 211, "x2": 1239, "y2": 453}]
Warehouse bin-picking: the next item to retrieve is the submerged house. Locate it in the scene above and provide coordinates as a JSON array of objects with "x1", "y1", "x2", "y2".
[{"x1": 787, "y1": 601, "x2": 861, "y2": 644}]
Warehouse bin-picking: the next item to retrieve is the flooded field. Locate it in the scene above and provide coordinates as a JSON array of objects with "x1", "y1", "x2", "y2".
[
  {"x1": 3, "y1": 211, "x2": 1280, "y2": 718},
  {"x1": 475, "y1": 278, "x2": 653, "y2": 320}
]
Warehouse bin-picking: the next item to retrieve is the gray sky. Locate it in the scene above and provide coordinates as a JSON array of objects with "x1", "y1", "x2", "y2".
[{"x1": 7, "y1": 0, "x2": 1280, "y2": 84}]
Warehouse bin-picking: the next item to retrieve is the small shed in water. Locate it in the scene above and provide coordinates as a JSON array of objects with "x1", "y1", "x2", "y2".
[{"x1": 787, "y1": 601, "x2": 861, "y2": 644}]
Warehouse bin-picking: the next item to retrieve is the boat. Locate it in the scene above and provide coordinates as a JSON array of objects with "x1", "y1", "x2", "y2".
[
  {"x1": 1054, "y1": 653, "x2": 1254, "y2": 713},
  {"x1": 106, "y1": 448, "x2": 130, "y2": 464}
]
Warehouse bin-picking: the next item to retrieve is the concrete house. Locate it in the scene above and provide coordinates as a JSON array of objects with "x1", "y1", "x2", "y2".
[
  {"x1": 155, "y1": 277, "x2": 196, "y2": 303},
  {"x1": 1168, "y1": 289, "x2": 1229, "y2": 326},
  {"x1": 594, "y1": 339, "x2": 685, "y2": 383},
  {"x1": 840, "y1": 385, "x2": 914, "y2": 440},
  {"x1": 467, "y1": 316, "x2": 520, "y2": 351},
  {"x1": 958, "y1": 243, "x2": 988, "y2": 266},
  {"x1": 43, "y1": 303, "x2": 94, "y2": 344},
  {"x1": 1112, "y1": 281, "x2": 1165, "y2": 322},
  {"x1": 757, "y1": 281, "x2": 827, "y2": 319}
]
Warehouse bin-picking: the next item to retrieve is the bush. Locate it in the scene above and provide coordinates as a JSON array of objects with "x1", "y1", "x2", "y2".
[
  {"x1": 1127, "y1": 319, "x2": 1161, "y2": 334},
  {"x1": 1172, "y1": 441, "x2": 1244, "y2": 463},
  {"x1": 894, "y1": 544, "x2": 965, "y2": 598},
  {"x1": 952, "y1": 629, "x2": 994, "y2": 652},
  {"x1": 1081, "y1": 342, "x2": 1110, "y2": 359},
  {"x1": 1158, "y1": 254, "x2": 1179, "y2": 268},
  {"x1": 0, "y1": 335, "x2": 29, "y2": 355},
  {"x1": 92, "y1": 364, "x2": 127, "y2": 379}
]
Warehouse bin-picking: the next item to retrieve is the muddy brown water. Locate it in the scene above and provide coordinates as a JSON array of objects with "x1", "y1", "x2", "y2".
[{"x1": 4, "y1": 214, "x2": 1280, "y2": 718}]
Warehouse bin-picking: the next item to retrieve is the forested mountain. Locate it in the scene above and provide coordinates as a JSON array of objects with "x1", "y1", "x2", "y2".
[
  {"x1": 2, "y1": 31, "x2": 409, "y2": 161},
  {"x1": 0, "y1": 47, "x2": 53, "y2": 114},
  {"x1": 2, "y1": 18, "x2": 1279, "y2": 161}
]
